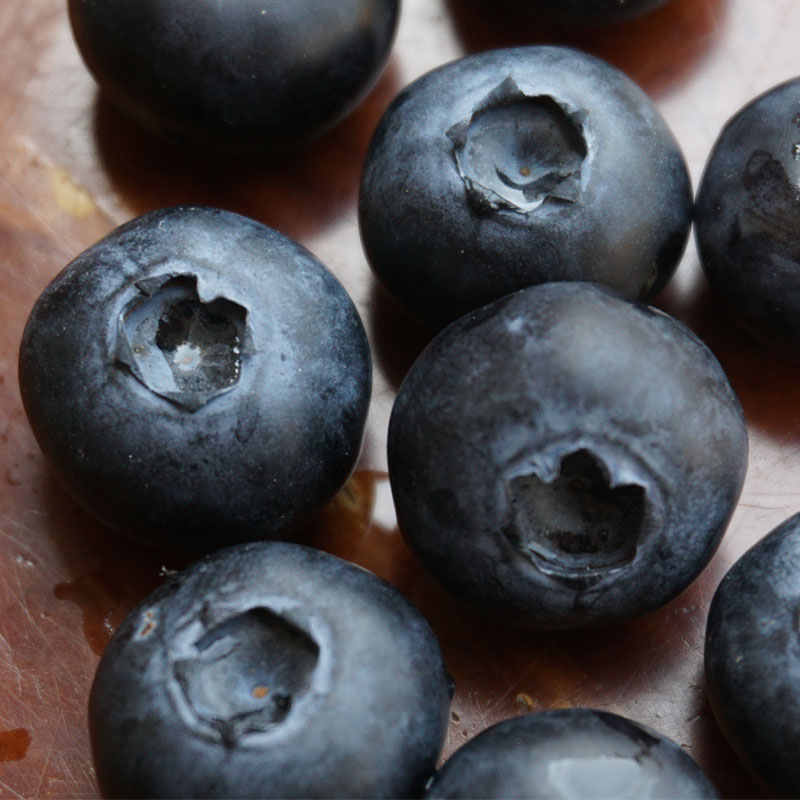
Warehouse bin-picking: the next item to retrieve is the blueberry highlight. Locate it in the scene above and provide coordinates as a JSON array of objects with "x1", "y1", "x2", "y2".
[{"x1": 425, "y1": 709, "x2": 719, "y2": 799}]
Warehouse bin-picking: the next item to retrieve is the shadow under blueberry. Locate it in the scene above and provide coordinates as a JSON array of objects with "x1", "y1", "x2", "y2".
[
  {"x1": 442, "y1": 0, "x2": 726, "y2": 96},
  {"x1": 41, "y1": 462, "x2": 398, "y2": 657},
  {"x1": 687, "y1": 682, "x2": 766, "y2": 800},
  {"x1": 656, "y1": 267, "x2": 800, "y2": 446},
  {"x1": 295, "y1": 470, "x2": 423, "y2": 593},
  {"x1": 367, "y1": 281, "x2": 435, "y2": 392},
  {"x1": 318, "y1": 460, "x2": 753, "y2": 794},
  {"x1": 92, "y1": 60, "x2": 401, "y2": 242},
  {"x1": 38, "y1": 466, "x2": 188, "y2": 657},
  {"x1": 412, "y1": 551, "x2": 762, "y2": 798}
]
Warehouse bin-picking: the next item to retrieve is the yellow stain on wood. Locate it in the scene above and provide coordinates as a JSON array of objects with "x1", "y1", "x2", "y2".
[
  {"x1": 515, "y1": 692, "x2": 536, "y2": 710},
  {"x1": 49, "y1": 166, "x2": 95, "y2": 217}
]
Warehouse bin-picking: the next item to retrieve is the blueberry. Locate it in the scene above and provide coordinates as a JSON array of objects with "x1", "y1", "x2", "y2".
[
  {"x1": 89, "y1": 541, "x2": 451, "y2": 798},
  {"x1": 695, "y1": 78, "x2": 800, "y2": 358},
  {"x1": 18, "y1": 206, "x2": 371, "y2": 551},
  {"x1": 68, "y1": 0, "x2": 400, "y2": 152},
  {"x1": 388, "y1": 282, "x2": 747, "y2": 629},
  {"x1": 359, "y1": 46, "x2": 692, "y2": 328},
  {"x1": 705, "y1": 512, "x2": 800, "y2": 797},
  {"x1": 425, "y1": 708, "x2": 719, "y2": 799},
  {"x1": 499, "y1": 0, "x2": 671, "y2": 26}
]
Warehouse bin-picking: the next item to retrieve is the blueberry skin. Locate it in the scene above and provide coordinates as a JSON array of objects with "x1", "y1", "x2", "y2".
[
  {"x1": 89, "y1": 541, "x2": 451, "y2": 798},
  {"x1": 425, "y1": 708, "x2": 719, "y2": 799},
  {"x1": 18, "y1": 206, "x2": 371, "y2": 550},
  {"x1": 501, "y1": 0, "x2": 670, "y2": 26},
  {"x1": 705, "y1": 513, "x2": 800, "y2": 797},
  {"x1": 68, "y1": 0, "x2": 400, "y2": 152},
  {"x1": 695, "y1": 78, "x2": 800, "y2": 358},
  {"x1": 359, "y1": 46, "x2": 692, "y2": 329},
  {"x1": 388, "y1": 282, "x2": 747, "y2": 629}
]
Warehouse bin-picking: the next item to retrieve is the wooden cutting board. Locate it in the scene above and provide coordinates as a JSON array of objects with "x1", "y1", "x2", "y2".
[{"x1": 1, "y1": 0, "x2": 797, "y2": 796}]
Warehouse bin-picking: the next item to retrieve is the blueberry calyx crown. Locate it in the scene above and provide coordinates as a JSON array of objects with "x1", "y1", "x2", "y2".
[
  {"x1": 447, "y1": 77, "x2": 588, "y2": 215},
  {"x1": 116, "y1": 273, "x2": 251, "y2": 411},
  {"x1": 167, "y1": 604, "x2": 321, "y2": 748},
  {"x1": 505, "y1": 447, "x2": 649, "y2": 580}
]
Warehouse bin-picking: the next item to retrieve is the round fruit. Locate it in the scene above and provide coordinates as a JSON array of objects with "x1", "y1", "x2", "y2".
[
  {"x1": 89, "y1": 541, "x2": 451, "y2": 798},
  {"x1": 426, "y1": 708, "x2": 719, "y2": 799},
  {"x1": 695, "y1": 77, "x2": 800, "y2": 358},
  {"x1": 68, "y1": 0, "x2": 400, "y2": 152},
  {"x1": 388, "y1": 282, "x2": 747, "y2": 629},
  {"x1": 705, "y1": 512, "x2": 800, "y2": 797},
  {"x1": 359, "y1": 46, "x2": 692, "y2": 328},
  {"x1": 426, "y1": 708, "x2": 718, "y2": 798},
  {"x1": 19, "y1": 206, "x2": 371, "y2": 550}
]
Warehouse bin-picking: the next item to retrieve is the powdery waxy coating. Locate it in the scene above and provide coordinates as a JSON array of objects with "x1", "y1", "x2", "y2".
[
  {"x1": 695, "y1": 77, "x2": 800, "y2": 358},
  {"x1": 705, "y1": 513, "x2": 800, "y2": 798},
  {"x1": 388, "y1": 283, "x2": 747, "y2": 629},
  {"x1": 68, "y1": 0, "x2": 400, "y2": 152},
  {"x1": 425, "y1": 708, "x2": 719, "y2": 799},
  {"x1": 19, "y1": 206, "x2": 372, "y2": 551},
  {"x1": 89, "y1": 542, "x2": 451, "y2": 798},
  {"x1": 359, "y1": 46, "x2": 692, "y2": 329}
]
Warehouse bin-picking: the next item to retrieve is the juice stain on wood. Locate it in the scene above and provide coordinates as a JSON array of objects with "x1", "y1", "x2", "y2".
[{"x1": 0, "y1": 729, "x2": 31, "y2": 762}]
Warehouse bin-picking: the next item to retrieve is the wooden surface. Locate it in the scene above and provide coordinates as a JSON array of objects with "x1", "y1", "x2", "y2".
[{"x1": 1, "y1": 0, "x2": 800, "y2": 796}]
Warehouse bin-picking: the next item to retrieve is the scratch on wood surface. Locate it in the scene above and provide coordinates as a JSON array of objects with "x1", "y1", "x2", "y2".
[
  {"x1": 0, "y1": 523, "x2": 39, "y2": 552},
  {"x1": 33, "y1": 734, "x2": 54, "y2": 798},
  {"x1": 681, "y1": 636, "x2": 703, "y2": 656},
  {"x1": 0, "y1": 653, "x2": 23, "y2": 698},
  {"x1": 0, "y1": 778, "x2": 25, "y2": 799}
]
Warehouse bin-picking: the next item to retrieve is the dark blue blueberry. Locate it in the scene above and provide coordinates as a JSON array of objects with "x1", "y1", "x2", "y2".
[
  {"x1": 705, "y1": 512, "x2": 800, "y2": 797},
  {"x1": 68, "y1": 0, "x2": 400, "y2": 152},
  {"x1": 19, "y1": 206, "x2": 371, "y2": 551},
  {"x1": 499, "y1": 0, "x2": 671, "y2": 26},
  {"x1": 425, "y1": 708, "x2": 719, "y2": 799},
  {"x1": 89, "y1": 541, "x2": 451, "y2": 798},
  {"x1": 359, "y1": 46, "x2": 692, "y2": 328},
  {"x1": 388, "y1": 282, "x2": 747, "y2": 629},
  {"x1": 695, "y1": 78, "x2": 800, "y2": 358}
]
